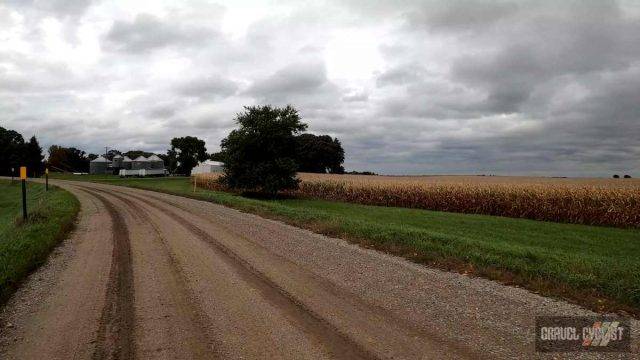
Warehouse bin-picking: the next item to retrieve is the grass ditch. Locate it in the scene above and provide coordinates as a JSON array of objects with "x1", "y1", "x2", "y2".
[{"x1": 0, "y1": 179, "x2": 80, "y2": 304}]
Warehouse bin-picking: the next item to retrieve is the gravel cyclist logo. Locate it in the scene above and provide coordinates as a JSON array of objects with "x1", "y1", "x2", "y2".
[{"x1": 536, "y1": 316, "x2": 630, "y2": 352}]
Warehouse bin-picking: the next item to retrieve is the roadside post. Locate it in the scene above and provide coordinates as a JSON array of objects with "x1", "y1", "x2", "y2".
[
  {"x1": 45, "y1": 168, "x2": 49, "y2": 191},
  {"x1": 20, "y1": 166, "x2": 27, "y2": 221},
  {"x1": 11, "y1": 167, "x2": 15, "y2": 182},
  {"x1": 193, "y1": 175, "x2": 197, "y2": 192}
]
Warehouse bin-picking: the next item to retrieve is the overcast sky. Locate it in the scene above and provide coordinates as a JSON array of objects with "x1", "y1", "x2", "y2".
[{"x1": 1, "y1": 0, "x2": 639, "y2": 176}]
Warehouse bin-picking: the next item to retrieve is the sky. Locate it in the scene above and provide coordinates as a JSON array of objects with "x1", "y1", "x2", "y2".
[{"x1": 1, "y1": 0, "x2": 639, "y2": 177}]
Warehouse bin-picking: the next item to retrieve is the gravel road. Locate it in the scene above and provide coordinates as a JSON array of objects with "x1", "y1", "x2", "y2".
[{"x1": 0, "y1": 180, "x2": 637, "y2": 359}]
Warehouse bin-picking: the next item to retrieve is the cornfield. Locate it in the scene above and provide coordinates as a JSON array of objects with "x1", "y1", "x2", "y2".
[{"x1": 193, "y1": 173, "x2": 640, "y2": 228}]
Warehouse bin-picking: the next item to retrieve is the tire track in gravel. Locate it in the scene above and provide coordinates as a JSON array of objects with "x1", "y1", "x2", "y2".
[
  {"x1": 89, "y1": 186, "x2": 378, "y2": 360},
  {"x1": 83, "y1": 190, "x2": 135, "y2": 360},
  {"x1": 79, "y1": 186, "x2": 221, "y2": 358},
  {"x1": 107, "y1": 185, "x2": 479, "y2": 359}
]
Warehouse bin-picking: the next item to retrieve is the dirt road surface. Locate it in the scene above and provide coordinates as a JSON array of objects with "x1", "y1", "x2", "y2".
[{"x1": 1, "y1": 180, "x2": 637, "y2": 359}]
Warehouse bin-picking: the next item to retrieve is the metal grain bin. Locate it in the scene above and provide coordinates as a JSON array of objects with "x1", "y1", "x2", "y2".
[
  {"x1": 112, "y1": 154, "x2": 124, "y2": 168},
  {"x1": 89, "y1": 156, "x2": 109, "y2": 174},
  {"x1": 122, "y1": 156, "x2": 133, "y2": 170},
  {"x1": 131, "y1": 156, "x2": 149, "y2": 170},
  {"x1": 147, "y1": 154, "x2": 165, "y2": 170}
]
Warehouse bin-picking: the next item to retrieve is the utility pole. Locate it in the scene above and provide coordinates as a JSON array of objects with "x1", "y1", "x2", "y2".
[{"x1": 105, "y1": 146, "x2": 109, "y2": 174}]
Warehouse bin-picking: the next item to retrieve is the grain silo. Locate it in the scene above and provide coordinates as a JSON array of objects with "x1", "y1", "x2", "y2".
[
  {"x1": 147, "y1": 154, "x2": 165, "y2": 170},
  {"x1": 112, "y1": 154, "x2": 124, "y2": 168},
  {"x1": 122, "y1": 156, "x2": 133, "y2": 169},
  {"x1": 90, "y1": 156, "x2": 109, "y2": 174},
  {"x1": 131, "y1": 156, "x2": 148, "y2": 170}
]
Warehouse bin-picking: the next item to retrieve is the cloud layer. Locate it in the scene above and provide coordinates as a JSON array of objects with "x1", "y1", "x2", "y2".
[{"x1": 1, "y1": 0, "x2": 638, "y2": 176}]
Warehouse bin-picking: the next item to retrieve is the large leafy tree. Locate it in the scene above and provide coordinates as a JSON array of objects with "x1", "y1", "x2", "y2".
[
  {"x1": 0, "y1": 126, "x2": 25, "y2": 176},
  {"x1": 219, "y1": 105, "x2": 307, "y2": 194},
  {"x1": 160, "y1": 149, "x2": 179, "y2": 174},
  {"x1": 25, "y1": 136, "x2": 44, "y2": 177},
  {"x1": 295, "y1": 134, "x2": 345, "y2": 174},
  {"x1": 170, "y1": 136, "x2": 207, "y2": 175}
]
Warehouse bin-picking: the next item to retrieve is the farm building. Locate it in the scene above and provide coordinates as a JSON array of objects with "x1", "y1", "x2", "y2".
[
  {"x1": 90, "y1": 153, "x2": 166, "y2": 176},
  {"x1": 89, "y1": 156, "x2": 110, "y2": 174},
  {"x1": 192, "y1": 160, "x2": 224, "y2": 174}
]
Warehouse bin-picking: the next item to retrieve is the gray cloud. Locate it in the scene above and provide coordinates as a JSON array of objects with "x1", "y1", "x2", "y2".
[
  {"x1": 245, "y1": 62, "x2": 333, "y2": 102},
  {"x1": 177, "y1": 76, "x2": 239, "y2": 99},
  {"x1": 103, "y1": 13, "x2": 216, "y2": 53},
  {"x1": 0, "y1": 0, "x2": 638, "y2": 176}
]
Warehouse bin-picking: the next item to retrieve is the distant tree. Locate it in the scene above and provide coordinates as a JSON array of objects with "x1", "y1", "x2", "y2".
[
  {"x1": 209, "y1": 151, "x2": 224, "y2": 162},
  {"x1": 613, "y1": 174, "x2": 620, "y2": 179},
  {"x1": 124, "y1": 150, "x2": 154, "y2": 159},
  {"x1": 346, "y1": 170, "x2": 378, "y2": 175},
  {"x1": 219, "y1": 105, "x2": 307, "y2": 194},
  {"x1": 25, "y1": 136, "x2": 44, "y2": 177},
  {"x1": 170, "y1": 136, "x2": 207, "y2": 175},
  {"x1": 295, "y1": 134, "x2": 345, "y2": 174},
  {"x1": 87, "y1": 154, "x2": 99, "y2": 161},
  {"x1": 624, "y1": 174, "x2": 632, "y2": 179},
  {"x1": 47, "y1": 146, "x2": 90, "y2": 173},
  {"x1": 0, "y1": 126, "x2": 25, "y2": 176},
  {"x1": 106, "y1": 149, "x2": 122, "y2": 160}
]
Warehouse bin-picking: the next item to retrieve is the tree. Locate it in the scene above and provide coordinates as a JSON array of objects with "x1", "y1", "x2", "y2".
[
  {"x1": 123, "y1": 150, "x2": 154, "y2": 159},
  {"x1": 0, "y1": 126, "x2": 25, "y2": 176},
  {"x1": 295, "y1": 133, "x2": 345, "y2": 174},
  {"x1": 47, "y1": 145, "x2": 90, "y2": 172},
  {"x1": 219, "y1": 105, "x2": 307, "y2": 194},
  {"x1": 170, "y1": 136, "x2": 207, "y2": 175},
  {"x1": 160, "y1": 149, "x2": 178, "y2": 174},
  {"x1": 209, "y1": 151, "x2": 224, "y2": 162},
  {"x1": 25, "y1": 136, "x2": 44, "y2": 177},
  {"x1": 106, "y1": 149, "x2": 122, "y2": 160}
]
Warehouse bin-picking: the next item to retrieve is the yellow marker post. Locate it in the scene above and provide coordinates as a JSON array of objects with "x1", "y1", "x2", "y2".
[{"x1": 20, "y1": 166, "x2": 27, "y2": 221}]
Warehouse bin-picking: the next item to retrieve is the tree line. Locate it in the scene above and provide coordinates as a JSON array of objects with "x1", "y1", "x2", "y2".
[
  {"x1": 0, "y1": 127, "x2": 44, "y2": 177},
  {"x1": 1, "y1": 106, "x2": 345, "y2": 185}
]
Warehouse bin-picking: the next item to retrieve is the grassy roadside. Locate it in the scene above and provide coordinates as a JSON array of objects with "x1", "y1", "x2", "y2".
[
  {"x1": 51, "y1": 174, "x2": 640, "y2": 315},
  {"x1": 0, "y1": 179, "x2": 79, "y2": 304}
]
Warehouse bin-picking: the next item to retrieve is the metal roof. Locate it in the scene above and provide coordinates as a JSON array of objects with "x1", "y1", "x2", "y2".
[
  {"x1": 198, "y1": 160, "x2": 224, "y2": 166},
  {"x1": 147, "y1": 154, "x2": 163, "y2": 161},
  {"x1": 132, "y1": 156, "x2": 148, "y2": 162},
  {"x1": 113, "y1": 154, "x2": 123, "y2": 159},
  {"x1": 122, "y1": 156, "x2": 132, "y2": 162},
  {"x1": 91, "y1": 155, "x2": 109, "y2": 163}
]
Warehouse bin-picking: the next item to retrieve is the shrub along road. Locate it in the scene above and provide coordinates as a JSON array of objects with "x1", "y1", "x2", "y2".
[{"x1": 1, "y1": 179, "x2": 638, "y2": 359}]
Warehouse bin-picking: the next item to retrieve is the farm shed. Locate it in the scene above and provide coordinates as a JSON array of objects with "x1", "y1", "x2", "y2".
[
  {"x1": 192, "y1": 160, "x2": 224, "y2": 174},
  {"x1": 89, "y1": 156, "x2": 109, "y2": 174}
]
